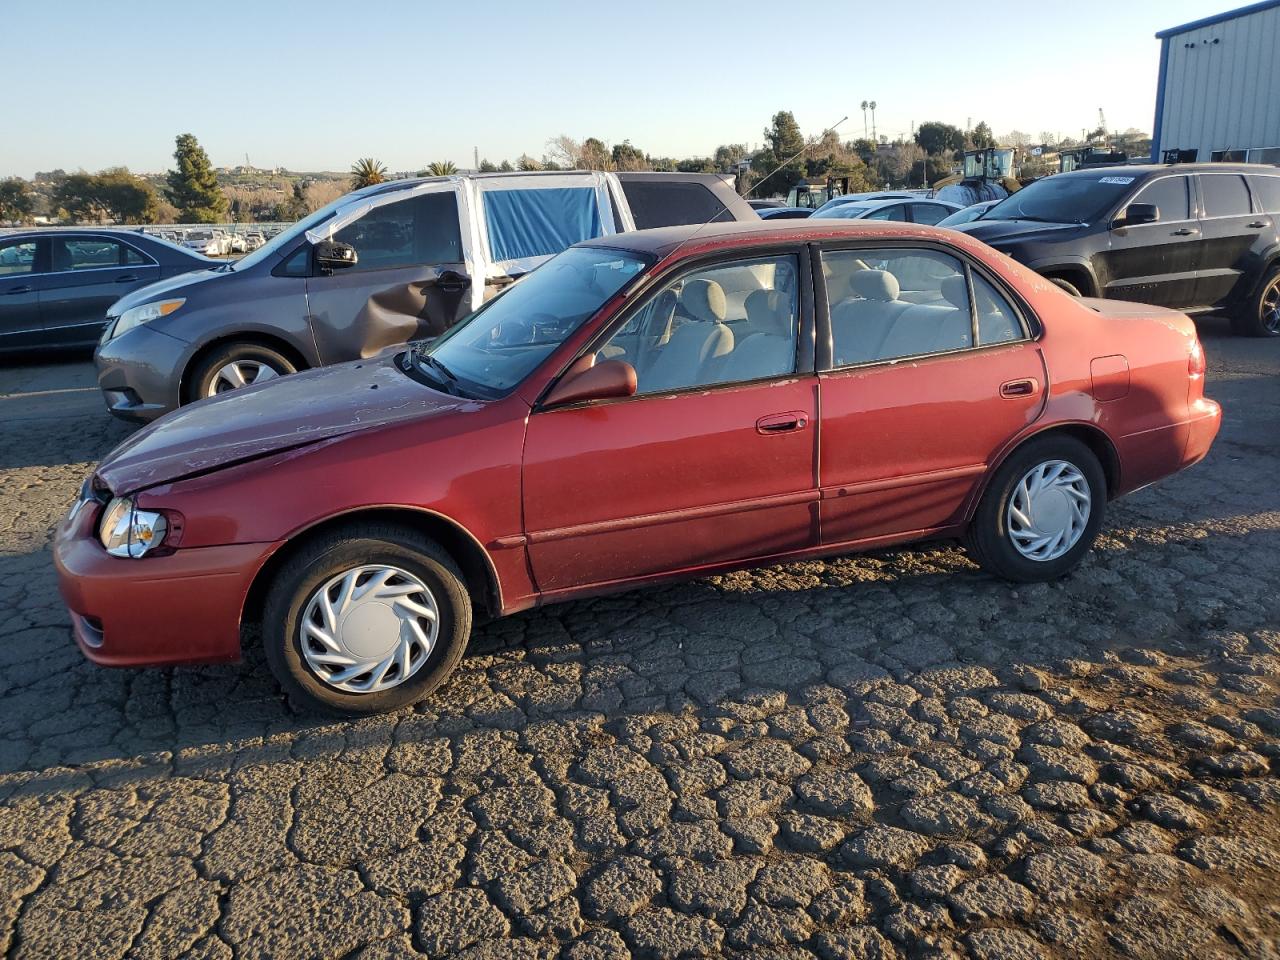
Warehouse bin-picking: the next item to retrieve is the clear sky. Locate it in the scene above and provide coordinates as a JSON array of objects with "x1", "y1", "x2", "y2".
[{"x1": 0, "y1": 0, "x2": 1238, "y2": 178}]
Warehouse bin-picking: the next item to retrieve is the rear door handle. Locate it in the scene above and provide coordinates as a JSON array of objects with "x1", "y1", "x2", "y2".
[
  {"x1": 5, "y1": 285, "x2": 32, "y2": 295},
  {"x1": 756, "y1": 411, "x2": 809, "y2": 434},
  {"x1": 1171, "y1": 228, "x2": 1198, "y2": 236},
  {"x1": 1247, "y1": 221, "x2": 1267, "y2": 229},
  {"x1": 114, "y1": 274, "x2": 138, "y2": 283},
  {"x1": 1000, "y1": 378, "x2": 1039, "y2": 398}
]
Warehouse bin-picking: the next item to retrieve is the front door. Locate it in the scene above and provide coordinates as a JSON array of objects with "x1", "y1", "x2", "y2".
[
  {"x1": 1099, "y1": 174, "x2": 1201, "y2": 308},
  {"x1": 305, "y1": 186, "x2": 472, "y2": 363},
  {"x1": 0, "y1": 236, "x2": 43, "y2": 351},
  {"x1": 817, "y1": 244, "x2": 1045, "y2": 544},
  {"x1": 1195, "y1": 172, "x2": 1266, "y2": 307},
  {"x1": 522, "y1": 252, "x2": 820, "y2": 594},
  {"x1": 43, "y1": 235, "x2": 162, "y2": 345}
]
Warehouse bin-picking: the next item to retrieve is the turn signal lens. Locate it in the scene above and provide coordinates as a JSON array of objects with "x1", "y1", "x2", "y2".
[{"x1": 97, "y1": 496, "x2": 169, "y2": 558}]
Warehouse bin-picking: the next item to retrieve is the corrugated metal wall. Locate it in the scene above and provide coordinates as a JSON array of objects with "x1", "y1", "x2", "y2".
[{"x1": 1159, "y1": 5, "x2": 1280, "y2": 158}]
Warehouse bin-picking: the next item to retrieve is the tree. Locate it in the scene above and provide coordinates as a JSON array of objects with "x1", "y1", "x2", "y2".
[
  {"x1": 498, "y1": 159, "x2": 515, "y2": 172},
  {"x1": 752, "y1": 110, "x2": 808, "y2": 199},
  {"x1": 914, "y1": 121, "x2": 965, "y2": 156},
  {"x1": 612, "y1": 140, "x2": 648, "y2": 171},
  {"x1": 546, "y1": 135, "x2": 583, "y2": 169},
  {"x1": 52, "y1": 168, "x2": 158, "y2": 223},
  {"x1": 713, "y1": 143, "x2": 748, "y2": 172},
  {"x1": 763, "y1": 111, "x2": 805, "y2": 160},
  {"x1": 969, "y1": 121, "x2": 996, "y2": 150},
  {"x1": 424, "y1": 161, "x2": 458, "y2": 176},
  {"x1": 350, "y1": 157, "x2": 388, "y2": 189},
  {"x1": 676, "y1": 157, "x2": 715, "y2": 173},
  {"x1": 0, "y1": 177, "x2": 35, "y2": 223},
  {"x1": 516, "y1": 154, "x2": 542, "y2": 171},
  {"x1": 167, "y1": 133, "x2": 228, "y2": 222},
  {"x1": 478, "y1": 158, "x2": 499, "y2": 173},
  {"x1": 1002, "y1": 130, "x2": 1032, "y2": 150},
  {"x1": 581, "y1": 138, "x2": 613, "y2": 170}
]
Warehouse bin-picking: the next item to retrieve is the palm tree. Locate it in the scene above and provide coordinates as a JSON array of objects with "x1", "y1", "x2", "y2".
[
  {"x1": 350, "y1": 158, "x2": 387, "y2": 189},
  {"x1": 425, "y1": 161, "x2": 458, "y2": 176}
]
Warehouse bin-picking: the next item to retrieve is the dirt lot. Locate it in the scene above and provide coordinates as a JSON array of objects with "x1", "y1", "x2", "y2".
[{"x1": 1, "y1": 318, "x2": 1277, "y2": 959}]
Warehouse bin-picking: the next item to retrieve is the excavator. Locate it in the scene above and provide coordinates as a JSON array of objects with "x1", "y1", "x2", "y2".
[{"x1": 932, "y1": 148, "x2": 1021, "y2": 207}]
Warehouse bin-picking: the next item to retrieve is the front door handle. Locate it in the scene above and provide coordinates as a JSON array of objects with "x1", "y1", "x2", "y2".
[
  {"x1": 114, "y1": 274, "x2": 138, "y2": 283},
  {"x1": 1171, "y1": 227, "x2": 1198, "y2": 236},
  {"x1": 5, "y1": 285, "x2": 32, "y2": 295},
  {"x1": 431, "y1": 270, "x2": 471, "y2": 294},
  {"x1": 1000, "y1": 378, "x2": 1039, "y2": 398},
  {"x1": 756, "y1": 411, "x2": 809, "y2": 434},
  {"x1": 1248, "y1": 221, "x2": 1267, "y2": 229}
]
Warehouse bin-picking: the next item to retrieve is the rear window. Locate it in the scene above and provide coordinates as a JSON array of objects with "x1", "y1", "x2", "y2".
[
  {"x1": 1248, "y1": 175, "x2": 1280, "y2": 214},
  {"x1": 1200, "y1": 174, "x2": 1252, "y2": 217},
  {"x1": 484, "y1": 187, "x2": 602, "y2": 262},
  {"x1": 620, "y1": 180, "x2": 730, "y2": 230}
]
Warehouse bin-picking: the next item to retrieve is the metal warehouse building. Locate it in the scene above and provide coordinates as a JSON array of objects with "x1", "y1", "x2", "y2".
[{"x1": 1152, "y1": 0, "x2": 1280, "y2": 163}]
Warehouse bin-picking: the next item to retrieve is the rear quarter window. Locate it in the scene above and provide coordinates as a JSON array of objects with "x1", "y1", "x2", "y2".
[
  {"x1": 1248, "y1": 175, "x2": 1280, "y2": 214},
  {"x1": 621, "y1": 181, "x2": 730, "y2": 230}
]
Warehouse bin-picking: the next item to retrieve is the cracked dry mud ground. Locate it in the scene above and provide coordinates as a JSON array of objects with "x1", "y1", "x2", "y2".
[{"x1": 0, "y1": 319, "x2": 1277, "y2": 960}]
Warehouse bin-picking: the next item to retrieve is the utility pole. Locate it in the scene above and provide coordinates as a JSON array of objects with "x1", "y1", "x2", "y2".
[{"x1": 474, "y1": 146, "x2": 479, "y2": 171}]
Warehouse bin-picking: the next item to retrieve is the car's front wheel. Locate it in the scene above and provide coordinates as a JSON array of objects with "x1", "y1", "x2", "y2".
[
  {"x1": 965, "y1": 435, "x2": 1106, "y2": 582},
  {"x1": 1231, "y1": 265, "x2": 1280, "y2": 337},
  {"x1": 263, "y1": 526, "x2": 473, "y2": 715},
  {"x1": 187, "y1": 342, "x2": 297, "y2": 402}
]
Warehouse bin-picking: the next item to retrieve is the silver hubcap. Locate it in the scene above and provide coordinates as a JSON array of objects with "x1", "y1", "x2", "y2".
[
  {"x1": 299, "y1": 565, "x2": 438, "y2": 694},
  {"x1": 1006, "y1": 460, "x2": 1091, "y2": 562},
  {"x1": 207, "y1": 360, "x2": 280, "y2": 396}
]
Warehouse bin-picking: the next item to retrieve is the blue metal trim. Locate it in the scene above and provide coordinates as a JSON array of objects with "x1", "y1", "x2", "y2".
[
  {"x1": 1151, "y1": 36, "x2": 1171, "y2": 160},
  {"x1": 1156, "y1": 0, "x2": 1280, "y2": 37}
]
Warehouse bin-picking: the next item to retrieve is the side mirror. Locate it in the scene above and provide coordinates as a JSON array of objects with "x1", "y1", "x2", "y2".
[
  {"x1": 1117, "y1": 203, "x2": 1159, "y2": 227},
  {"x1": 314, "y1": 240, "x2": 358, "y2": 272},
  {"x1": 543, "y1": 358, "x2": 637, "y2": 408}
]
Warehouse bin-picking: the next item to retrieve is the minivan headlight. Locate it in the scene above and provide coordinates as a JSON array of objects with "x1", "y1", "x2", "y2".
[
  {"x1": 98, "y1": 497, "x2": 168, "y2": 558},
  {"x1": 111, "y1": 299, "x2": 185, "y2": 339}
]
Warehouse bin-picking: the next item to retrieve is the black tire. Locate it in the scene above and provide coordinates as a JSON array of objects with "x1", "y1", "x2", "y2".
[
  {"x1": 965, "y1": 435, "x2": 1106, "y2": 582},
  {"x1": 185, "y1": 342, "x2": 296, "y2": 404},
  {"x1": 1230, "y1": 265, "x2": 1280, "y2": 337},
  {"x1": 263, "y1": 525, "x2": 473, "y2": 715},
  {"x1": 1047, "y1": 277, "x2": 1082, "y2": 297}
]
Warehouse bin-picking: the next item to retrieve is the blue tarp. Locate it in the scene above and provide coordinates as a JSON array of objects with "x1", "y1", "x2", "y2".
[{"x1": 484, "y1": 188, "x2": 603, "y2": 262}]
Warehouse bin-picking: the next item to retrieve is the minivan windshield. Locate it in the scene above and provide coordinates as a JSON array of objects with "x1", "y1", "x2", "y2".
[
  {"x1": 983, "y1": 173, "x2": 1138, "y2": 225},
  {"x1": 410, "y1": 245, "x2": 649, "y2": 399}
]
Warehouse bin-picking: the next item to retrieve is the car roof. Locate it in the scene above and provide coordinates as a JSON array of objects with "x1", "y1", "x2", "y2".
[
  {"x1": 1056, "y1": 162, "x2": 1279, "y2": 180},
  {"x1": 581, "y1": 218, "x2": 964, "y2": 258}
]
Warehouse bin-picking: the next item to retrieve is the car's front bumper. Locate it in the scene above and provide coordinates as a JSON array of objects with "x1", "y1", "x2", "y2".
[
  {"x1": 54, "y1": 497, "x2": 275, "y2": 667},
  {"x1": 95, "y1": 323, "x2": 190, "y2": 423}
]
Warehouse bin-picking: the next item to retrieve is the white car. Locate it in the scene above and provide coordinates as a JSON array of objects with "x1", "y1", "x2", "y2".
[
  {"x1": 244, "y1": 231, "x2": 266, "y2": 251},
  {"x1": 182, "y1": 231, "x2": 226, "y2": 257},
  {"x1": 227, "y1": 233, "x2": 248, "y2": 254}
]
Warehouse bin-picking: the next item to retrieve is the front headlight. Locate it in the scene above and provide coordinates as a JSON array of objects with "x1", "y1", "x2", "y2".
[
  {"x1": 98, "y1": 496, "x2": 168, "y2": 558},
  {"x1": 110, "y1": 298, "x2": 185, "y2": 339}
]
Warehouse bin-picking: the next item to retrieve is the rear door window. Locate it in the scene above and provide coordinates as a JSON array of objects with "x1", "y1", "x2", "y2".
[
  {"x1": 620, "y1": 180, "x2": 730, "y2": 229},
  {"x1": 865, "y1": 204, "x2": 908, "y2": 221},
  {"x1": 910, "y1": 203, "x2": 952, "y2": 225},
  {"x1": 1200, "y1": 174, "x2": 1252, "y2": 217},
  {"x1": 336, "y1": 191, "x2": 463, "y2": 271},
  {"x1": 484, "y1": 187, "x2": 602, "y2": 261},
  {"x1": 54, "y1": 238, "x2": 144, "y2": 271},
  {"x1": 1132, "y1": 176, "x2": 1190, "y2": 221}
]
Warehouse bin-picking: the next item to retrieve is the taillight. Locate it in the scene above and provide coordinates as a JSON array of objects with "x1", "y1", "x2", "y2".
[{"x1": 1188, "y1": 339, "x2": 1205, "y2": 378}]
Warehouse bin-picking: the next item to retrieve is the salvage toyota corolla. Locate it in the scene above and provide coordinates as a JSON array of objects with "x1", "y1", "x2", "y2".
[{"x1": 55, "y1": 220, "x2": 1221, "y2": 715}]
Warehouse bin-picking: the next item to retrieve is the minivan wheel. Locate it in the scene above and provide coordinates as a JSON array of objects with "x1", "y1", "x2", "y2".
[
  {"x1": 187, "y1": 342, "x2": 296, "y2": 402},
  {"x1": 1231, "y1": 266, "x2": 1280, "y2": 337},
  {"x1": 263, "y1": 526, "x2": 473, "y2": 715},
  {"x1": 1047, "y1": 277, "x2": 1082, "y2": 297},
  {"x1": 964, "y1": 435, "x2": 1106, "y2": 582}
]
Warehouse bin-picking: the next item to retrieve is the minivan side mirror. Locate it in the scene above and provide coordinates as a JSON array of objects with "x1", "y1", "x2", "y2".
[
  {"x1": 1117, "y1": 203, "x2": 1159, "y2": 227},
  {"x1": 543, "y1": 358, "x2": 637, "y2": 407},
  {"x1": 314, "y1": 240, "x2": 358, "y2": 273}
]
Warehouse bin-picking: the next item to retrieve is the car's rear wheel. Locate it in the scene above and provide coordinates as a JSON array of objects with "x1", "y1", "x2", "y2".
[
  {"x1": 1231, "y1": 265, "x2": 1280, "y2": 337},
  {"x1": 263, "y1": 526, "x2": 472, "y2": 715},
  {"x1": 965, "y1": 435, "x2": 1106, "y2": 582},
  {"x1": 187, "y1": 342, "x2": 296, "y2": 402},
  {"x1": 1047, "y1": 276, "x2": 1082, "y2": 297}
]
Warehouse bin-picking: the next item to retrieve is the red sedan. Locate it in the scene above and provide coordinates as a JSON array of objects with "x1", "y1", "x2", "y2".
[{"x1": 55, "y1": 220, "x2": 1221, "y2": 714}]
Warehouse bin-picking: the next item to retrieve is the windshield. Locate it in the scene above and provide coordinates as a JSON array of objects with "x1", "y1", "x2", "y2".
[
  {"x1": 230, "y1": 192, "x2": 355, "y2": 271},
  {"x1": 411, "y1": 245, "x2": 649, "y2": 399},
  {"x1": 812, "y1": 205, "x2": 872, "y2": 220},
  {"x1": 984, "y1": 173, "x2": 1137, "y2": 225}
]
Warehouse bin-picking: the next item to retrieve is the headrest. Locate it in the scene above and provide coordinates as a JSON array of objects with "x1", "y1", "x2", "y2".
[
  {"x1": 850, "y1": 269, "x2": 900, "y2": 302},
  {"x1": 745, "y1": 289, "x2": 792, "y2": 335},
  {"x1": 681, "y1": 279, "x2": 727, "y2": 323},
  {"x1": 941, "y1": 275, "x2": 970, "y2": 310}
]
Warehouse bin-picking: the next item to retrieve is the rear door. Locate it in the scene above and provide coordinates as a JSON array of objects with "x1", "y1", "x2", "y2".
[
  {"x1": 0, "y1": 236, "x2": 44, "y2": 351},
  {"x1": 305, "y1": 184, "x2": 472, "y2": 362},
  {"x1": 909, "y1": 202, "x2": 956, "y2": 226},
  {"x1": 1195, "y1": 172, "x2": 1266, "y2": 307},
  {"x1": 43, "y1": 235, "x2": 161, "y2": 345},
  {"x1": 1099, "y1": 174, "x2": 1200, "y2": 308}
]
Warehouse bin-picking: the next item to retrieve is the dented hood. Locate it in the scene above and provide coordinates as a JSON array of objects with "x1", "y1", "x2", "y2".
[{"x1": 96, "y1": 354, "x2": 470, "y2": 493}]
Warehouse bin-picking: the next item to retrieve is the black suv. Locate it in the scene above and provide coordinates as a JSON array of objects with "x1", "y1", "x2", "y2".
[{"x1": 952, "y1": 163, "x2": 1280, "y2": 336}]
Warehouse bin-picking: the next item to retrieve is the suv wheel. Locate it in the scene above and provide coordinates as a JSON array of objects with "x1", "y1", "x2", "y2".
[
  {"x1": 1231, "y1": 265, "x2": 1280, "y2": 337},
  {"x1": 263, "y1": 526, "x2": 473, "y2": 715},
  {"x1": 965, "y1": 435, "x2": 1106, "y2": 582},
  {"x1": 188, "y1": 343, "x2": 296, "y2": 402}
]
